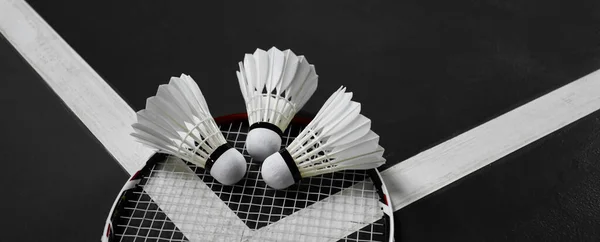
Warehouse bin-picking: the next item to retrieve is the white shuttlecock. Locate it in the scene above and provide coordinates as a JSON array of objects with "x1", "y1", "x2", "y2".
[
  {"x1": 261, "y1": 86, "x2": 386, "y2": 189},
  {"x1": 237, "y1": 47, "x2": 318, "y2": 161},
  {"x1": 131, "y1": 74, "x2": 247, "y2": 185}
]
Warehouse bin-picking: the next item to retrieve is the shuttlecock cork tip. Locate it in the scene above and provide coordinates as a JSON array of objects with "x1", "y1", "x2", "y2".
[
  {"x1": 209, "y1": 147, "x2": 247, "y2": 185},
  {"x1": 261, "y1": 149, "x2": 301, "y2": 189},
  {"x1": 246, "y1": 123, "x2": 283, "y2": 161}
]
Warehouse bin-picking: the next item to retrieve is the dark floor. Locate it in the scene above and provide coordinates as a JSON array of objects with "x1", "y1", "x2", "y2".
[
  {"x1": 26, "y1": 0, "x2": 600, "y2": 170},
  {"x1": 0, "y1": 0, "x2": 599, "y2": 241},
  {"x1": 398, "y1": 110, "x2": 600, "y2": 242},
  {"x1": 0, "y1": 35, "x2": 128, "y2": 241}
]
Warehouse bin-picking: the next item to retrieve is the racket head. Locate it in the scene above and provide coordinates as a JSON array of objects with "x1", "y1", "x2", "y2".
[{"x1": 102, "y1": 113, "x2": 394, "y2": 241}]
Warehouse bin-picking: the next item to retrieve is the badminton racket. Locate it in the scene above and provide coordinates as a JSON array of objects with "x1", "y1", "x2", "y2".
[{"x1": 102, "y1": 113, "x2": 394, "y2": 242}]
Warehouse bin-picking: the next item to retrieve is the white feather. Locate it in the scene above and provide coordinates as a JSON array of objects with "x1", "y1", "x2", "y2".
[
  {"x1": 279, "y1": 50, "x2": 299, "y2": 92},
  {"x1": 255, "y1": 49, "x2": 269, "y2": 92},
  {"x1": 285, "y1": 87, "x2": 386, "y2": 177},
  {"x1": 327, "y1": 115, "x2": 371, "y2": 147},
  {"x1": 237, "y1": 47, "x2": 319, "y2": 131},
  {"x1": 130, "y1": 74, "x2": 227, "y2": 168}
]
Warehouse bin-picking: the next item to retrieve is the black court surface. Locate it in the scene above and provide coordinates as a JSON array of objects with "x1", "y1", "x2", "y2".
[{"x1": 1, "y1": 0, "x2": 600, "y2": 241}]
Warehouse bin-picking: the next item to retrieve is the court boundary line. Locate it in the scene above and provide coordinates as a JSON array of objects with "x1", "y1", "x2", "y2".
[
  {"x1": 0, "y1": 0, "x2": 154, "y2": 175},
  {"x1": 381, "y1": 69, "x2": 600, "y2": 209},
  {"x1": 3, "y1": 0, "x2": 600, "y2": 220}
]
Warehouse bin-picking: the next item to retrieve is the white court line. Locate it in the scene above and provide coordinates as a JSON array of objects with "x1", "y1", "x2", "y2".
[
  {"x1": 144, "y1": 158, "x2": 384, "y2": 241},
  {"x1": 3, "y1": 0, "x2": 600, "y2": 235},
  {"x1": 143, "y1": 156, "x2": 249, "y2": 241},
  {"x1": 382, "y1": 69, "x2": 600, "y2": 210},
  {"x1": 0, "y1": 0, "x2": 153, "y2": 174},
  {"x1": 252, "y1": 181, "x2": 383, "y2": 241}
]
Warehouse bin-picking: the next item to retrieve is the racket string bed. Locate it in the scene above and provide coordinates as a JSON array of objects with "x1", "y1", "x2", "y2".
[
  {"x1": 116, "y1": 171, "x2": 189, "y2": 241},
  {"x1": 108, "y1": 119, "x2": 391, "y2": 242}
]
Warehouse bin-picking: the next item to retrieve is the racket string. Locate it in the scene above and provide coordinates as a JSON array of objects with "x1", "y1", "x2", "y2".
[{"x1": 112, "y1": 121, "x2": 388, "y2": 241}]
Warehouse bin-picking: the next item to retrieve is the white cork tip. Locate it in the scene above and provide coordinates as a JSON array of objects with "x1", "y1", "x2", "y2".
[
  {"x1": 246, "y1": 127, "x2": 282, "y2": 161},
  {"x1": 261, "y1": 152, "x2": 296, "y2": 189},
  {"x1": 210, "y1": 148, "x2": 247, "y2": 185}
]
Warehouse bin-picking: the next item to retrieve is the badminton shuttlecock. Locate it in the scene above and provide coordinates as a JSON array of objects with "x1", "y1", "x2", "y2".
[
  {"x1": 261, "y1": 87, "x2": 386, "y2": 189},
  {"x1": 131, "y1": 74, "x2": 247, "y2": 185},
  {"x1": 237, "y1": 47, "x2": 318, "y2": 161}
]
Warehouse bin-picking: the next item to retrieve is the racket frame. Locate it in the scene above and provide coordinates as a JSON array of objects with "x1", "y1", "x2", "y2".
[{"x1": 101, "y1": 113, "x2": 395, "y2": 242}]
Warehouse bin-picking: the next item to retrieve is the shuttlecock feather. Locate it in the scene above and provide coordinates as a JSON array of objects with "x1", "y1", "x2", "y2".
[
  {"x1": 237, "y1": 47, "x2": 318, "y2": 161},
  {"x1": 261, "y1": 86, "x2": 385, "y2": 189},
  {"x1": 131, "y1": 74, "x2": 247, "y2": 185}
]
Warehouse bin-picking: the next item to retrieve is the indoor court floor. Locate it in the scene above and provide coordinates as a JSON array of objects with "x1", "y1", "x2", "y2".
[{"x1": 1, "y1": 0, "x2": 600, "y2": 241}]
